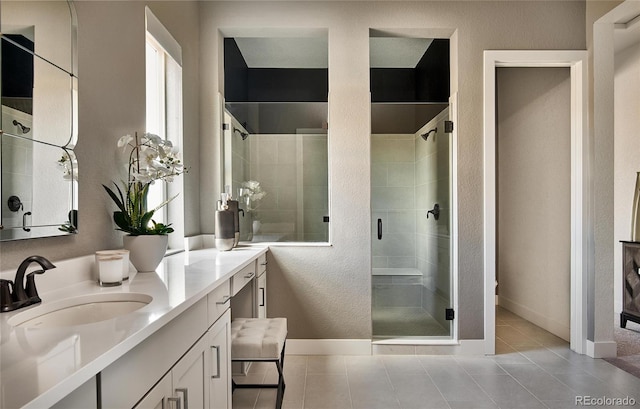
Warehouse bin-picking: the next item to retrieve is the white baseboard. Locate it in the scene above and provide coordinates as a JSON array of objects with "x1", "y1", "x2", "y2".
[
  {"x1": 287, "y1": 339, "x2": 371, "y2": 355},
  {"x1": 586, "y1": 340, "x2": 617, "y2": 358},
  {"x1": 373, "y1": 339, "x2": 485, "y2": 356},
  {"x1": 498, "y1": 296, "x2": 570, "y2": 341},
  {"x1": 286, "y1": 339, "x2": 487, "y2": 356}
]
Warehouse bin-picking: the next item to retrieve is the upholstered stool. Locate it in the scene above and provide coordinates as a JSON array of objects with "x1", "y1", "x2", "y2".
[{"x1": 231, "y1": 318, "x2": 287, "y2": 409}]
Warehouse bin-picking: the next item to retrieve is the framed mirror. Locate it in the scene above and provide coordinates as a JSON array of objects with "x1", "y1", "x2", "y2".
[{"x1": 0, "y1": 0, "x2": 78, "y2": 241}]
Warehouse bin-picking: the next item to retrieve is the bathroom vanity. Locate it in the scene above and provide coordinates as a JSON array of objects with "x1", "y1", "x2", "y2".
[{"x1": 0, "y1": 246, "x2": 268, "y2": 409}]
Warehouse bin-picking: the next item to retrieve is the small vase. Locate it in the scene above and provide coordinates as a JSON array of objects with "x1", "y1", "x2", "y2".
[
  {"x1": 215, "y1": 209, "x2": 235, "y2": 251},
  {"x1": 123, "y1": 235, "x2": 168, "y2": 272},
  {"x1": 633, "y1": 172, "x2": 640, "y2": 242}
]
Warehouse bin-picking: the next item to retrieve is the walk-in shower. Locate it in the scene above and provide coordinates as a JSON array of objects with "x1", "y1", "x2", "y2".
[{"x1": 371, "y1": 109, "x2": 453, "y2": 339}]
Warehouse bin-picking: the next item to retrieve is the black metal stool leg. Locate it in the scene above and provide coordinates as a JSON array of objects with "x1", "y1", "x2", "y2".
[
  {"x1": 231, "y1": 344, "x2": 287, "y2": 409},
  {"x1": 275, "y1": 361, "x2": 284, "y2": 409}
]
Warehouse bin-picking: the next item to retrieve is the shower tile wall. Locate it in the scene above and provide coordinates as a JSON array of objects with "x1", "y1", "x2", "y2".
[
  {"x1": 371, "y1": 134, "x2": 416, "y2": 268},
  {"x1": 230, "y1": 125, "x2": 252, "y2": 240},
  {"x1": 1, "y1": 133, "x2": 33, "y2": 230},
  {"x1": 248, "y1": 134, "x2": 328, "y2": 241},
  {"x1": 372, "y1": 274, "x2": 423, "y2": 309},
  {"x1": 250, "y1": 134, "x2": 297, "y2": 240},
  {"x1": 301, "y1": 134, "x2": 329, "y2": 242}
]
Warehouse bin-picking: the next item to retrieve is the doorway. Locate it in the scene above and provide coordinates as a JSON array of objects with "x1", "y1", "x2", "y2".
[
  {"x1": 483, "y1": 50, "x2": 589, "y2": 355},
  {"x1": 495, "y1": 67, "x2": 572, "y2": 343}
]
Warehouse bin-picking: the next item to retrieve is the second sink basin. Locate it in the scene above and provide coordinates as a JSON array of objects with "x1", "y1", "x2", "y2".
[{"x1": 7, "y1": 292, "x2": 153, "y2": 328}]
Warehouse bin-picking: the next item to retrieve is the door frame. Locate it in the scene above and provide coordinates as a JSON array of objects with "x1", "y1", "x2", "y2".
[{"x1": 483, "y1": 50, "x2": 589, "y2": 355}]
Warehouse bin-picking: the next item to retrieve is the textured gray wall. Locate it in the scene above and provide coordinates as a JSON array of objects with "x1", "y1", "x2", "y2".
[
  {"x1": 614, "y1": 42, "x2": 640, "y2": 314},
  {"x1": 199, "y1": 1, "x2": 586, "y2": 340},
  {"x1": 0, "y1": 1, "x2": 586, "y2": 342}
]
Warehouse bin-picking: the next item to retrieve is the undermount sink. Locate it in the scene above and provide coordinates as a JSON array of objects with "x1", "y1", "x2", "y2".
[{"x1": 7, "y1": 292, "x2": 153, "y2": 328}]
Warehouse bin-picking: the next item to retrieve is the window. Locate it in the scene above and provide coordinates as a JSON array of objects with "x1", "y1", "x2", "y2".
[{"x1": 145, "y1": 7, "x2": 184, "y2": 250}]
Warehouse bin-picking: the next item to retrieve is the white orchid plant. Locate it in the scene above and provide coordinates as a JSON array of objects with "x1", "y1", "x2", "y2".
[{"x1": 103, "y1": 132, "x2": 186, "y2": 235}]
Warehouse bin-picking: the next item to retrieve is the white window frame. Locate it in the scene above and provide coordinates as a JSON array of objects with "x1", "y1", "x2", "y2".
[{"x1": 145, "y1": 7, "x2": 184, "y2": 251}]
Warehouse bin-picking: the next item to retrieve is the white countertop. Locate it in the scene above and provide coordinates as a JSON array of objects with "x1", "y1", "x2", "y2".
[{"x1": 0, "y1": 245, "x2": 268, "y2": 409}]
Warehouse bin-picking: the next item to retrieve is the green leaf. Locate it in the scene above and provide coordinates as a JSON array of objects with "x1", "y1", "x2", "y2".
[
  {"x1": 103, "y1": 183, "x2": 126, "y2": 213},
  {"x1": 149, "y1": 220, "x2": 174, "y2": 235},
  {"x1": 113, "y1": 211, "x2": 133, "y2": 233},
  {"x1": 140, "y1": 210, "x2": 155, "y2": 232}
]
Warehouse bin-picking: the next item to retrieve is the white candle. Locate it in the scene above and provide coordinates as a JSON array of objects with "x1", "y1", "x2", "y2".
[
  {"x1": 96, "y1": 250, "x2": 130, "y2": 280},
  {"x1": 96, "y1": 254, "x2": 123, "y2": 286}
]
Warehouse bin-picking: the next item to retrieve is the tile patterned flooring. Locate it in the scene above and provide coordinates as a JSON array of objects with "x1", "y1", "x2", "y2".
[{"x1": 232, "y1": 307, "x2": 640, "y2": 409}]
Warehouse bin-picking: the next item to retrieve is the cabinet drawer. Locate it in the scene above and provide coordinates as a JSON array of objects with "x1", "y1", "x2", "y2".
[
  {"x1": 207, "y1": 279, "x2": 231, "y2": 325},
  {"x1": 231, "y1": 262, "x2": 256, "y2": 296},
  {"x1": 257, "y1": 253, "x2": 267, "y2": 276}
]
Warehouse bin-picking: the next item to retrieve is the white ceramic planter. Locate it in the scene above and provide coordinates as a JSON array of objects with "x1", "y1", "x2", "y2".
[{"x1": 123, "y1": 235, "x2": 168, "y2": 272}]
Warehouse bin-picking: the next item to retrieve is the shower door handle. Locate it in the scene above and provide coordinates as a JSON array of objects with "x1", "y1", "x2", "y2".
[{"x1": 377, "y1": 219, "x2": 382, "y2": 240}]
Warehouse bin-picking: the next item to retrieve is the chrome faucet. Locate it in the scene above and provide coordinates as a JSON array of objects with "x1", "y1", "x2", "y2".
[{"x1": 0, "y1": 255, "x2": 56, "y2": 312}]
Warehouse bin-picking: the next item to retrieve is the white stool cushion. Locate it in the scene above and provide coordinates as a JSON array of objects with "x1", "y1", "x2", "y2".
[{"x1": 231, "y1": 318, "x2": 287, "y2": 360}]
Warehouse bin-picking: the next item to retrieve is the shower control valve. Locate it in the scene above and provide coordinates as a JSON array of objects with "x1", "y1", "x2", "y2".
[{"x1": 427, "y1": 204, "x2": 440, "y2": 221}]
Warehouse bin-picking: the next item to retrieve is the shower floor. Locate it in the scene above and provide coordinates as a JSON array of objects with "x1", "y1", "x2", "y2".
[{"x1": 372, "y1": 306, "x2": 449, "y2": 337}]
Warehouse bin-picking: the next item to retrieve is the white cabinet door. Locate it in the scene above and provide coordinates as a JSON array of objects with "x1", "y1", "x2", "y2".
[
  {"x1": 173, "y1": 334, "x2": 210, "y2": 409},
  {"x1": 102, "y1": 299, "x2": 208, "y2": 409},
  {"x1": 135, "y1": 334, "x2": 210, "y2": 409},
  {"x1": 208, "y1": 309, "x2": 231, "y2": 409},
  {"x1": 134, "y1": 374, "x2": 172, "y2": 409}
]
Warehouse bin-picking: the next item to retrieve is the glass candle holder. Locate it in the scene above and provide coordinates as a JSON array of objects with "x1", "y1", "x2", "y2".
[
  {"x1": 96, "y1": 249, "x2": 130, "y2": 280},
  {"x1": 96, "y1": 254, "x2": 123, "y2": 287}
]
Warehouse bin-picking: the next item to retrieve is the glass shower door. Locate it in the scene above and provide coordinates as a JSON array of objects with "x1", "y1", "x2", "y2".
[{"x1": 371, "y1": 106, "x2": 453, "y2": 339}]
